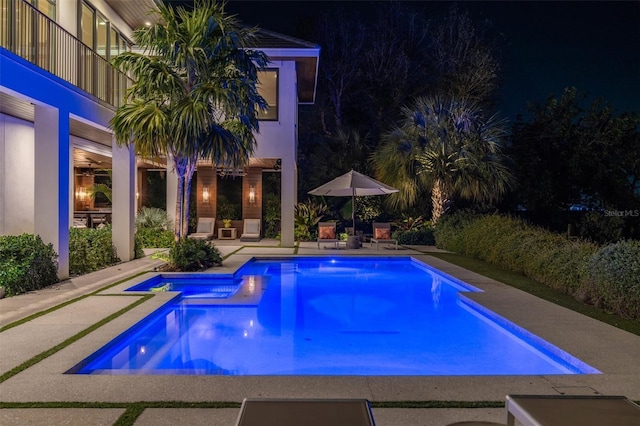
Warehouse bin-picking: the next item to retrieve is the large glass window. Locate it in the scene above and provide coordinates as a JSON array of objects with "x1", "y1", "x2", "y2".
[
  {"x1": 257, "y1": 70, "x2": 278, "y2": 121},
  {"x1": 96, "y1": 12, "x2": 107, "y2": 57},
  {"x1": 110, "y1": 27, "x2": 119, "y2": 58},
  {"x1": 80, "y1": 1, "x2": 130, "y2": 59},
  {"x1": 80, "y1": 2, "x2": 93, "y2": 49},
  {"x1": 35, "y1": 0, "x2": 55, "y2": 20}
]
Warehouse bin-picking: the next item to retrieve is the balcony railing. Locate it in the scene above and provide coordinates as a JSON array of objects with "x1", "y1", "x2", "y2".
[{"x1": 0, "y1": 0, "x2": 131, "y2": 108}]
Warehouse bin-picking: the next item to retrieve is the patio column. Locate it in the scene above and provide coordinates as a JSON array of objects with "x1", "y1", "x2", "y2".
[
  {"x1": 112, "y1": 140, "x2": 135, "y2": 261},
  {"x1": 34, "y1": 104, "x2": 70, "y2": 279},
  {"x1": 280, "y1": 158, "x2": 296, "y2": 247}
]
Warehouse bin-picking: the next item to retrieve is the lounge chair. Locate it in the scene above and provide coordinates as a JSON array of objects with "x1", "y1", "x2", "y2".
[
  {"x1": 236, "y1": 398, "x2": 376, "y2": 426},
  {"x1": 240, "y1": 218, "x2": 261, "y2": 242},
  {"x1": 317, "y1": 222, "x2": 339, "y2": 249},
  {"x1": 188, "y1": 217, "x2": 215, "y2": 240},
  {"x1": 505, "y1": 394, "x2": 640, "y2": 426},
  {"x1": 370, "y1": 222, "x2": 398, "y2": 250}
]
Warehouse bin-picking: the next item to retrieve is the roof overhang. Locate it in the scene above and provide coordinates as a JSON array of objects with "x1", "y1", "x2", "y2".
[
  {"x1": 259, "y1": 48, "x2": 320, "y2": 104},
  {"x1": 103, "y1": 0, "x2": 162, "y2": 31}
]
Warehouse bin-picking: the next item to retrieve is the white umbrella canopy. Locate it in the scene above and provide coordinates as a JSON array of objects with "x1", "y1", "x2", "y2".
[{"x1": 308, "y1": 169, "x2": 399, "y2": 234}]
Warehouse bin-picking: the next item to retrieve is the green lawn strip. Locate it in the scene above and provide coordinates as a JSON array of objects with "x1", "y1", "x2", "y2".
[
  {"x1": 221, "y1": 246, "x2": 244, "y2": 260},
  {"x1": 113, "y1": 405, "x2": 146, "y2": 426},
  {"x1": 426, "y1": 252, "x2": 640, "y2": 336},
  {"x1": 0, "y1": 271, "x2": 150, "y2": 333},
  {"x1": 0, "y1": 294, "x2": 153, "y2": 384}
]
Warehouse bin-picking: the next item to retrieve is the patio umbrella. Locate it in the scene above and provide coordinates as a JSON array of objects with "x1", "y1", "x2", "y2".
[{"x1": 308, "y1": 169, "x2": 399, "y2": 235}]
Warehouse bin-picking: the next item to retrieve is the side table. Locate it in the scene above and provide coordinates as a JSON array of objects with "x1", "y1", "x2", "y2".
[{"x1": 218, "y1": 228, "x2": 237, "y2": 240}]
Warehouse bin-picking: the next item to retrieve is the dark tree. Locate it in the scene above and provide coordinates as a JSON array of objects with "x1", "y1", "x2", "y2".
[
  {"x1": 509, "y1": 87, "x2": 640, "y2": 239},
  {"x1": 298, "y1": 3, "x2": 503, "y2": 215}
]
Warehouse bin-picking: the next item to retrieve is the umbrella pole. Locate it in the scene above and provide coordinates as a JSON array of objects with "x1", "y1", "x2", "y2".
[{"x1": 352, "y1": 192, "x2": 356, "y2": 235}]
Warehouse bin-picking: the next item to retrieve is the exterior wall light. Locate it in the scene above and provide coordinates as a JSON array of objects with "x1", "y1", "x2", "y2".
[
  {"x1": 76, "y1": 186, "x2": 87, "y2": 201},
  {"x1": 249, "y1": 185, "x2": 256, "y2": 206},
  {"x1": 202, "y1": 185, "x2": 210, "y2": 204}
]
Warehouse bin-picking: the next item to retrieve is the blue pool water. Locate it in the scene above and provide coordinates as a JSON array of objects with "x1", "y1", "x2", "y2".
[{"x1": 71, "y1": 257, "x2": 599, "y2": 376}]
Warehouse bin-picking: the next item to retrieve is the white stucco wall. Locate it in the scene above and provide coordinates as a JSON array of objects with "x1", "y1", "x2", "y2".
[
  {"x1": 253, "y1": 61, "x2": 297, "y2": 161},
  {"x1": 0, "y1": 114, "x2": 35, "y2": 235},
  {"x1": 252, "y1": 60, "x2": 298, "y2": 246}
]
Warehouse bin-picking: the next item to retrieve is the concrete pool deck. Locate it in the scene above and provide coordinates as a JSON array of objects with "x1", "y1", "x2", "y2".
[{"x1": 1, "y1": 240, "x2": 639, "y2": 425}]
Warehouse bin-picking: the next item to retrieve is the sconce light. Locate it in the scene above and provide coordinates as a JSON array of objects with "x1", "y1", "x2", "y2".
[
  {"x1": 76, "y1": 186, "x2": 87, "y2": 201},
  {"x1": 136, "y1": 191, "x2": 140, "y2": 200},
  {"x1": 202, "y1": 185, "x2": 210, "y2": 204},
  {"x1": 248, "y1": 185, "x2": 256, "y2": 206}
]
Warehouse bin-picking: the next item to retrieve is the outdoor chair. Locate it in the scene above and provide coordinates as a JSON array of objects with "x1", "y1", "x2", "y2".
[
  {"x1": 317, "y1": 222, "x2": 339, "y2": 249},
  {"x1": 72, "y1": 215, "x2": 87, "y2": 228},
  {"x1": 240, "y1": 218, "x2": 262, "y2": 242},
  {"x1": 188, "y1": 217, "x2": 215, "y2": 240},
  {"x1": 235, "y1": 398, "x2": 376, "y2": 426},
  {"x1": 370, "y1": 222, "x2": 398, "y2": 250}
]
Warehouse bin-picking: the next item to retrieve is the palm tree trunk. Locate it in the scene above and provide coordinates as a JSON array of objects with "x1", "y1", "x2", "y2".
[
  {"x1": 173, "y1": 156, "x2": 188, "y2": 239},
  {"x1": 431, "y1": 178, "x2": 450, "y2": 223},
  {"x1": 182, "y1": 158, "x2": 197, "y2": 237}
]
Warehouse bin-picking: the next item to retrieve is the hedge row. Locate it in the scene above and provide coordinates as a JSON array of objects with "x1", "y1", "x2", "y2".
[
  {"x1": 392, "y1": 228, "x2": 436, "y2": 245},
  {"x1": 69, "y1": 226, "x2": 120, "y2": 276},
  {"x1": 0, "y1": 234, "x2": 58, "y2": 296},
  {"x1": 434, "y1": 212, "x2": 640, "y2": 320}
]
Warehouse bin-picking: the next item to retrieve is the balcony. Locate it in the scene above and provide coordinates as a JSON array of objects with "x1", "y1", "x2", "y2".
[{"x1": 0, "y1": 0, "x2": 131, "y2": 108}]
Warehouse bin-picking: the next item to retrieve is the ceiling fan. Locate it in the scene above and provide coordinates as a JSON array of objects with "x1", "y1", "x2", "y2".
[
  {"x1": 75, "y1": 168, "x2": 94, "y2": 176},
  {"x1": 85, "y1": 156, "x2": 104, "y2": 167}
]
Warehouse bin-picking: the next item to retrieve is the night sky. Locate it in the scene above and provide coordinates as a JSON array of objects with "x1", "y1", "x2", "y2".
[{"x1": 217, "y1": 0, "x2": 639, "y2": 120}]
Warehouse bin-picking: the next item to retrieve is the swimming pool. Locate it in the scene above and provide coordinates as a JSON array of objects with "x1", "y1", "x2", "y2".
[{"x1": 70, "y1": 257, "x2": 599, "y2": 376}]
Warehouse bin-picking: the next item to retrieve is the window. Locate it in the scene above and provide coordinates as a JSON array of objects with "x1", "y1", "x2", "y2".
[
  {"x1": 80, "y1": 1, "x2": 130, "y2": 59},
  {"x1": 35, "y1": 0, "x2": 56, "y2": 20},
  {"x1": 95, "y1": 12, "x2": 107, "y2": 57},
  {"x1": 80, "y1": 2, "x2": 94, "y2": 49},
  {"x1": 257, "y1": 70, "x2": 278, "y2": 121}
]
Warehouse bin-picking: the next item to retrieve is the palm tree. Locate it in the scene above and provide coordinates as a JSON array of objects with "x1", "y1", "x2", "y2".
[
  {"x1": 110, "y1": 0, "x2": 267, "y2": 238},
  {"x1": 373, "y1": 96, "x2": 513, "y2": 222}
]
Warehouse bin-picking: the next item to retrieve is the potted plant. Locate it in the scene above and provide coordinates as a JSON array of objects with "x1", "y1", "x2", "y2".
[{"x1": 223, "y1": 219, "x2": 232, "y2": 229}]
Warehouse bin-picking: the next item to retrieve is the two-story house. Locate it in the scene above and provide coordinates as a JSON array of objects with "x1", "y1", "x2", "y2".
[{"x1": 0, "y1": 0, "x2": 319, "y2": 278}]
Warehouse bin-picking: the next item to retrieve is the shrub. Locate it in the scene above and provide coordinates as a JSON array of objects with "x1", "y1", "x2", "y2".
[
  {"x1": 136, "y1": 207, "x2": 173, "y2": 230},
  {"x1": 69, "y1": 226, "x2": 120, "y2": 275},
  {"x1": 0, "y1": 234, "x2": 58, "y2": 296},
  {"x1": 393, "y1": 228, "x2": 435, "y2": 245},
  {"x1": 434, "y1": 211, "x2": 610, "y2": 300},
  {"x1": 134, "y1": 232, "x2": 145, "y2": 259},
  {"x1": 585, "y1": 240, "x2": 640, "y2": 320},
  {"x1": 169, "y1": 238, "x2": 222, "y2": 271},
  {"x1": 433, "y1": 210, "x2": 479, "y2": 252},
  {"x1": 263, "y1": 192, "x2": 281, "y2": 238},
  {"x1": 135, "y1": 227, "x2": 175, "y2": 249},
  {"x1": 295, "y1": 199, "x2": 330, "y2": 241}
]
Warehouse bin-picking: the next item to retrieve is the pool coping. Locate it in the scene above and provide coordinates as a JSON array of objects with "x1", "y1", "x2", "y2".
[{"x1": 1, "y1": 243, "x2": 639, "y2": 405}]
